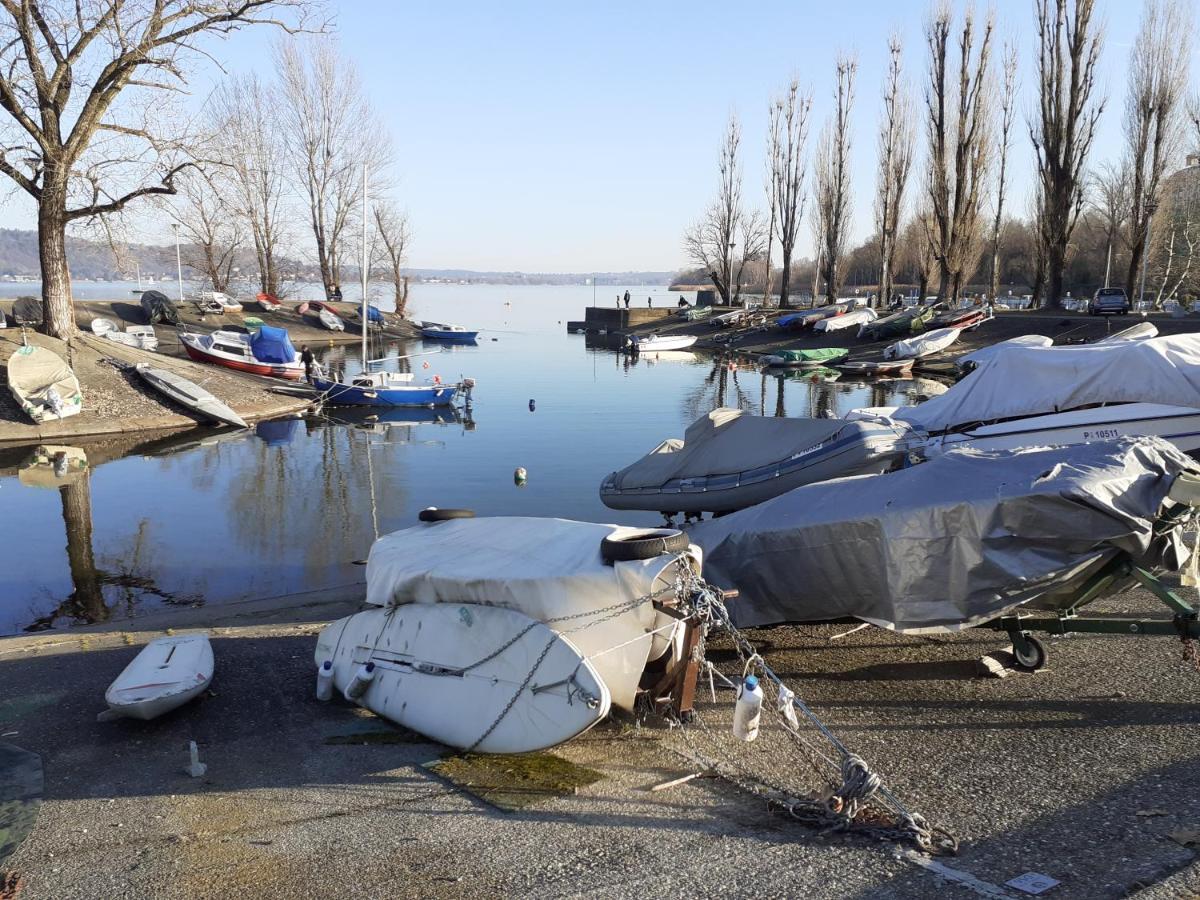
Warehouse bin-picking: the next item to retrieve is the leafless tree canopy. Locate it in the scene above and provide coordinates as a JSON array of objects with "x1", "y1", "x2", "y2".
[
  {"x1": 372, "y1": 201, "x2": 412, "y2": 317},
  {"x1": 988, "y1": 43, "x2": 1018, "y2": 302},
  {"x1": 769, "y1": 80, "x2": 813, "y2": 308},
  {"x1": 923, "y1": 3, "x2": 994, "y2": 303},
  {"x1": 1030, "y1": 0, "x2": 1104, "y2": 308},
  {"x1": 0, "y1": 0, "x2": 319, "y2": 337},
  {"x1": 1123, "y1": 0, "x2": 1192, "y2": 302},
  {"x1": 815, "y1": 55, "x2": 856, "y2": 301},
  {"x1": 875, "y1": 35, "x2": 914, "y2": 308},
  {"x1": 171, "y1": 166, "x2": 242, "y2": 292},
  {"x1": 276, "y1": 37, "x2": 392, "y2": 299},
  {"x1": 684, "y1": 115, "x2": 749, "y2": 305},
  {"x1": 1092, "y1": 161, "x2": 1131, "y2": 289}
]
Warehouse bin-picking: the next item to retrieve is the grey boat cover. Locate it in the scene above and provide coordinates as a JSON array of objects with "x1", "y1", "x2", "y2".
[
  {"x1": 141, "y1": 290, "x2": 180, "y2": 325},
  {"x1": 12, "y1": 296, "x2": 43, "y2": 326},
  {"x1": 897, "y1": 334, "x2": 1200, "y2": 434},
  {"x1": 690, "y1": 437, "x2": 1197, "y2": 632},
  {"x1": 605, "y1": 408, "x2": 864, "y2": 491}
]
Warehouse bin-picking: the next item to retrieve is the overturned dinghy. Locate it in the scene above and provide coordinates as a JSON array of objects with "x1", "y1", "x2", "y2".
[
  {"x1": 599, "y1": 408, "x2": 913, "y2": 515},
  {"x1": 691, "y1": 437, "x2": 1198, "y2": 632}
]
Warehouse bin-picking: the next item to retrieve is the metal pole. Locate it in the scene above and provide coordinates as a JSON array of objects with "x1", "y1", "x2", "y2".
[
  {"x1": 1103, "y1": 239, "x2": 1112, "y2": 289},
  {"x1": 361, "y1": 162, "x2": 369, "y2": 370},
  {"x1": 172, "y1": 224, "x2": 183, "y2": 302}
]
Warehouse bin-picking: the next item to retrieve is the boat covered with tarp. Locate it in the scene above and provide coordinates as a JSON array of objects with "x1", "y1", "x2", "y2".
[
  {"x1": 859, "y1": 304, "x2": 936, "y2": 340},
  {"x1": 816, "y1": 307, "x2": 876, "y2": 333},
  {"x1": 12, "y1": 297, "x2": 43, "y2": 328},
  {"x1": 7, "y1": 344, "x2": 83, "y2": 423},
  {"x1": 599, "y1": 407, "x2": 912, "y2": 514},
  {"x1": 179, "y1": 328, "x2": 303, "y2": 379},
  {"x1": 691, "y1": 437, "x2": 1198, "y2": 631},
  {"x1": 883, "y1": 326, "x2": 962, "y2": 360},
  {"x1": 141, "y1": 290, "x2": 180, "y2": 325},
  {"x1": 761, "y1": 347, "x2": 849, "y2": 368}
]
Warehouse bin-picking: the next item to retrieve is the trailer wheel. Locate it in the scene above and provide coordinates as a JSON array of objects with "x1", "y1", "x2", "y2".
[{"x1": 1012, "y1": 633, "x2": 1048, "y2": 671}]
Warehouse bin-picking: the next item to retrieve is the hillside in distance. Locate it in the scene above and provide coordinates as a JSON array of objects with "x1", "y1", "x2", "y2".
[{"x1": 0, "y1": 229, "x2": 676, "y2": 285}]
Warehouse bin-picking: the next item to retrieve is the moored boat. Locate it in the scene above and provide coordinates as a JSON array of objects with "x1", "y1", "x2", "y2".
[
  {"x1": 626, "y1": 333, "x2": 698, "y2": 353},
  {"x1": 312, "y1": 369, "x2": 460, "y2": 407},
  {"x1": 420, "y1": 321, "x2": 479, "y2": 342},
  {"x1": 178, "y1": 326, "x2": 304, "y2": 379},
  {"x1": 134, "y1": 362, "x2": 248, "y2": 428},
  {"x1": 7, "y1": 344, "x2": 83, "y2": 423},
  {"x1": 837, "y1": 358, "x2": 914, "y2": 377}
]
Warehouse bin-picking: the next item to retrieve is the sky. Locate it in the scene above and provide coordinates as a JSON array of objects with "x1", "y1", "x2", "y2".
[{"x1": 0, "y1": 0, "x2": 1189, "y2": 272}]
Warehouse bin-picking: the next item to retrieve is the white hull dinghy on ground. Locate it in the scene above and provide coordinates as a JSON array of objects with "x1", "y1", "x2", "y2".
[
  {"x1": 600, "y1": 408, "x2": 913, "y2": 515},
  {"x1": 7, "y1": 344, "x2": 83, "y2": 423},
  {"x1": 883, "y1": 327, "x2": 962, "y2": 360},
  {"x1": 813, "y1": 307, "x2": 876, "y2": 333},
  {"x1": 104, "y1": 634, "x2": 214, "y2": 720},
  {"x1": 134, "y1": 363, "x2": 247, "y2": 428},
  {"x1": 316, "y1": 605, "x2": 611, "y2": 753}
]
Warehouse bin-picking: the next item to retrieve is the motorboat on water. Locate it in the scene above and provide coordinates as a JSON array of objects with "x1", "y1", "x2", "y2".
[
  {"x1": 178, "y1": 326, "x2": 305, "y2": 379},
  {"x1": 626, "y1": 333, "x2": 698, "y2": 353},
  {"x1": 7, "y1": 344, "x2": 83, "y2": 423},
  {"x1": 855, "y1": 334, "x2": 1200, "y2": 458},
  {"x1": 420, "y1": 322, "x2": 478, "y2": 342},
  {"x1": 315, "y1": 515, "x2": 698, "y2": 750},
  {"x1": 312, "y1": 368, "x2": 462, "y2": 407},
  {"x1": 599, "y1": 407, "x2": 913, "y2": 515}
]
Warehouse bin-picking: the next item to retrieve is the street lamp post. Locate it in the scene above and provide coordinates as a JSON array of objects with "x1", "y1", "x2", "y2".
[
  {"x1": 172, "y1": 223, "x2": 184, "y2": 302},
  {"x1": 1138, "y1": 200, "x2": 1159, "y2": 309}
]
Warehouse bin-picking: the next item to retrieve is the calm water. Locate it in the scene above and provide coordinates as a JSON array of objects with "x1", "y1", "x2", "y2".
[{"x1": 0, "y1": 284, "x2": 940, "y2": 634}]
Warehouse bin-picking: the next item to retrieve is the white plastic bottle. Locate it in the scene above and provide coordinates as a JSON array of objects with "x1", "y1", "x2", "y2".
[
  {"x1": 732, "y1": 674, "x2": 764, "y2": 742},
  {"x1": 343, "y1": 661, "x2": 376, "y2": 701},
  {"x1": 315, "y1": 660, "x2": 334, "y2": 701}
]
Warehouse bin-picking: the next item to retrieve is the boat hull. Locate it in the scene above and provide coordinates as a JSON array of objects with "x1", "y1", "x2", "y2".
[
  {"x1": 135, "y1": 363, "x2": 247, "y2": 428},
  {"x1": 312, "y1": 376, "x2": 459, "y2": 407},
  {"x1": 629, "y1": 335, "x2": 698, "y2": 352},
  {"x1": 106, "y1": 634, "x2": 214, "y2": 721},
  {"x1": 421, "y1": 328, "x2": 479, "y2": 342}
]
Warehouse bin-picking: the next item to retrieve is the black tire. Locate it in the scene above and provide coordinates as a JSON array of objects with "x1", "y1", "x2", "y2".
[
  {"x1": 418, "y1": 507, "x2": 476, "y2": 523},
  {"x1": 600, "y1": 528, "x2": 689, "y2": 562},
  {"x1": 1012, "y1": 633, "x2": 1048, "y2": 671}
]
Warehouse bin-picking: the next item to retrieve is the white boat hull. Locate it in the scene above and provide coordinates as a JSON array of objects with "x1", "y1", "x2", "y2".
[
  {"x1": 923, "y1": 403, "x2": 1200, "y2": 457},
  {"x1": 316, "y1": 605, "x2": 611, "y2": 753},
  {"x1": 630, "y1": 335, "x2": 698, "y2": 352},
  {"x1": 105, "y1": 634, "x2": 214, "y2": 721}
]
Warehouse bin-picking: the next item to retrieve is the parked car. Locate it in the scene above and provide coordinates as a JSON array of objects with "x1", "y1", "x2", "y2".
[{"x1": 1090, "y1": 287, "x2": 1130, "y2": 315}]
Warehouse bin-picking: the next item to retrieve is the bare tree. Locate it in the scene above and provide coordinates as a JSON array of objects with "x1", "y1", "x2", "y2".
[
  {"x1": 1092, "y1": 161, "x2": 1131, "y2": 288},
  {"x1": 875, "y1": 35, "x2": 914, "y2": 309},
  {"x1": 277, "y1": 37, "x2": 390, "y2": 298},
  {"x1": 763, "y1": 108, "x2": 779, "y2": 305},
  {"x1": 988, "y1": 43, "x2": 1018, "y2": 303},
  {"x1": 1123, "y1": 0, "x2": 1191, "y2": 301},
  {"x1": 171, "y1": 169, "x2": 242, "y2": 292},
  {"x1": 683, "y1": 115, "x2": 745, "y2": 305},
  {"x1": 372, "y1": 201, "x2": 412, "y2": 317},
  {"x1": 1028, "y1": 187, "x2": 1049, "y2": 305},
  {"x1": 211, "y1": 74, "x2": 289, "y2": 298},
  {"x1": 0, "y1": 1, "x2": 316, "y2": 338},
  {"x1": 732, "y1": 210, "x2": 768, "y2": 304},
  {"x1": 1031, "y1": 0, "x2": 1104, "y2": 308},
  {"x1": 924, "y1": 3, "x2": 994, "y2": 303},
  {"x1": 815, "y1": 55, "x2": 857, "y2": 301},
  {"x1": 769, "y1": 80, "x2": 813, "y2": 309}
]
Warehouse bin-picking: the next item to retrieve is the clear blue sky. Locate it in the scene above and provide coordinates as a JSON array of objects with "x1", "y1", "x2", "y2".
[{"x1": 0, "y1": 0, "x2": 1180, "y2": 272}]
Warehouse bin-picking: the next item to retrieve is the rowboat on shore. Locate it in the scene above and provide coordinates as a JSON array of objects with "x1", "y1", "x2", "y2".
[
  {"x1": 134, "y1": 362, "x2": 247, "y2": 428},
  {"x1": 7, "y1": 345, "x2": 83, "y2": 423},
  {"x1": 178, "y1": 327, "x2": 304, "y2": 379}
]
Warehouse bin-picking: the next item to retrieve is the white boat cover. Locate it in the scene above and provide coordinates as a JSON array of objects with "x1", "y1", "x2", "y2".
[
  {"x1": 89, "y1": 317, "x2": 117, "y2": 336},
  {"x1": 690, "y1": 437, "x2": 1197, "y2": 632},
  {"x1": 7, "y1": 345, "x2": 82, "y2": 423},
  {"x1": 957, "y1": 335, "x2": 1053, "y2": 369},
  {"x1": 898, "y1": 334, "x2": 1200, "y2": 434},
  {"x1": 604, "y1": 409, "x2": 858, "y2": 489},
  {"x1": 884, "y1": 327, "x2": 961, "y2": 360},
  {"x1": 815, "y1": 308, "x2": 877, "y2": 332},
  {"x1": 366, "y1": 517, "x2": 694, "y2": 710},
  {"x1": 1096, "y1": 321, "x2": 1157, "y2": 343}
]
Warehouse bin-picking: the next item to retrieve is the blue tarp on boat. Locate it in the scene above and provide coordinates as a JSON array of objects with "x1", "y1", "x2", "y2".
[
  {"x1": 366, "y1": 305, "x2": 384, "y2": 323},
  {"x1": 250, "y1": 325, "x2": 296, "y2": 364}
]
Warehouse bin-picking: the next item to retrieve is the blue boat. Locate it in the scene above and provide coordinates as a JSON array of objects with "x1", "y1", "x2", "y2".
[
  {"x1": 420, "y1": 321, "x2": 479, "y2": 343},
  {"x1": 312, "y1": 370, "x2": 459, "y2": 407}
]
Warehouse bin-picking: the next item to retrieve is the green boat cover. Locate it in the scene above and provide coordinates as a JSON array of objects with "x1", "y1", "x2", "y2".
[{"x1": 775, "y1": 347, "x2": 848, "y2": 365}]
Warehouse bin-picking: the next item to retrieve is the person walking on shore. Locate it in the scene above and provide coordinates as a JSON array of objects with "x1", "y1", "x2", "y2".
[
  {"x1": 647, "y1": 296, "x2": 653, "y2": 308},
  {"x1": 301, "y1": 344, "x2": 316, "y2": 383}
]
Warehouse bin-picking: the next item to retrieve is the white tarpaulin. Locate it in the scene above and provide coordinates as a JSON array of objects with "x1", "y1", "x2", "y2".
[
  {"x1": 898, "y1": 334, "x2": 1200, "y2": 434},
  {"x1": 815, "y1": 308, "x2": 877, "y2": 332},
  {"x1": 957, "y1": 335, "x2": 1053, "y2": 369},
  {"x1": 366, "y1": 517, "x2": 693, "y2": 710},
  {"x1": 884, "y1": 327, "x2": 961, "y2": 360}
]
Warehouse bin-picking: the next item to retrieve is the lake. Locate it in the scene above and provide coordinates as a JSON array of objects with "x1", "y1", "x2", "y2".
[{"x1": 0, "y1": 284, "x2": 937, "y2": 634}]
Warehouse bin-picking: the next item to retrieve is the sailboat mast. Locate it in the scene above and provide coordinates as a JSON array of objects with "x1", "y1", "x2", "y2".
[{"x1": 361, "y1": 161, "x2": 369, "y2": 368}]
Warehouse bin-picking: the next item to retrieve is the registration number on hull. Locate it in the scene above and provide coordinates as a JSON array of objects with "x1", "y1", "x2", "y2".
[{"x1": 1082, "y1": 428, "x2": 1122, "y2": 440}]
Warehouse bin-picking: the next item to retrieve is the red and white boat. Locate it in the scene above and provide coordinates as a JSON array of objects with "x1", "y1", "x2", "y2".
[{"x1": 179, "y1": 329, "x2": 304, "y2": 380}]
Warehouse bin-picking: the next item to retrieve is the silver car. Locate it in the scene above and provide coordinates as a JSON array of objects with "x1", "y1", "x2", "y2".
[{"x1": 1090, "y1": 287, "x2": 1130, "y2": 315}]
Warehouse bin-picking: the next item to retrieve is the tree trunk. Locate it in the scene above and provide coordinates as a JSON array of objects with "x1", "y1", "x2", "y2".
[
  {"x1": 778, "y1": 262, "x2": 792, "y2": 310},
  {"x1": 1044, "y1": 242, "x2": 1066, "y2": 309},
  {"x1": 60, "y1": 479, "x2": 108, "y2": 624},
  {"x1": 39, "y1": 187, "x2": 75, "y2": 338},
  {"x1": 1125, "y1": 233, "x2": 1147, "y2": 302}
]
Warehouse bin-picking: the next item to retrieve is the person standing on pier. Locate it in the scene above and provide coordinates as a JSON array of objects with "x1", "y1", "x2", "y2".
[
  {"x1": 623, "y1": 289, "x2": 631, "y2": 309},
  {"x1": 647, "y1": 296, "x2": 652, "y2": 308},
  {"x1": 300, "y1": 344, "x2": 316, "y2": 383}
]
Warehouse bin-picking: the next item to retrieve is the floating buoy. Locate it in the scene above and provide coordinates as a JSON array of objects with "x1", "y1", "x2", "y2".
[
  {"x1": 528, "y1": 399, "x2": 536, "y2": 411},
  {"x1": 433, "y1": 374, "x2": 441, "y2": 384},
  {"x1": 422, "y1": 361, "x2": 430, "y2": 369},
  {"x1": 514, "y1": 466, "x2": 527, "y2": 485}
]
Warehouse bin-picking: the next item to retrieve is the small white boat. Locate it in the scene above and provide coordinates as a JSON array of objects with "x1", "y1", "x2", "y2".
[
  {"x1": 626, "y1": 333, "x2": 698, "y2": 353},
  {"x1": 317, "y1": 604, "x2": 611, "y2": 753},
  {"x1": 815, "y1": 307, "x2": 876, "y2": 332},
  {"x1": 104, "y1": 324, "x2": 159, "y2": 352},
  {"x1": 7, "y1": 344, "x2": 83, "y2": 423},
  {"x1": 90, "y1": 317, "x2": 119, "y2": 337},
  {"x1": 208, "y1": 292, "x2": 243, "y2": 313},
  {"x1": 319, "y1": 308, "x2": 345, "y2": 332},
  {"x1": 105, "y1": 634, "x2": 214, "y2": 721},
  {"x1": 1096, "y1": 322, "x2": 1157, "y2": 344},
  {"x1": 883, "y1": 326, "x2": 962, "y2": 360},
  {"x1": 135, "y1": 362, "x2": 248, "y2": 428}
]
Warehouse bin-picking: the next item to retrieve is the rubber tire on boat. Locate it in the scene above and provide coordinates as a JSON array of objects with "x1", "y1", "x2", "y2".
[
  {"x1": 1012, "y1": 633, "x2": 1048, "y2": 671},
  {"x1": 418, "y1": 507, "x2": 476, "y2": 523},
  {"x1": 600, "y1": 528, "x2": 689, "y2": 563}
]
